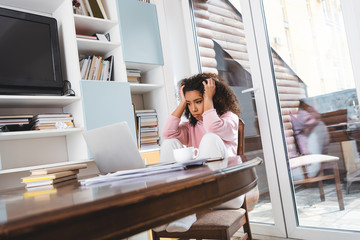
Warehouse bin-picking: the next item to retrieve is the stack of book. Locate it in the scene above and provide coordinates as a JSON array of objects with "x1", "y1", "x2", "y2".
[
  {"x1": 80, "y1": 55, "x2": 114, "y2": 81},
  {"x1": 136, "y1": 110, "x2": 160, "y2": 150},
  {"x1": 76, "y1": 33, "x2": 110, "y2": 42},
  {"x1": 73, "y1": 0, "x2": 108, "y2": 19},
  {"x1": 22, "y1": 163, "x2": 87, "y2": 189},
  {"x1": 0, "y1": 114, "x2": 33, "y2": 131},
  {"x1": 127, "y1": 69, "x2": 141, "y2": 83},
  {"x1": 31, "y1": 113, "x2": 74, "y2": 130}
]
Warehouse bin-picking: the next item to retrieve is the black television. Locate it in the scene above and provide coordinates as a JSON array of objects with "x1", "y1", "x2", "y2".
[{"x1": 0, "y1": 7, "x2": 64, "y2": 95}]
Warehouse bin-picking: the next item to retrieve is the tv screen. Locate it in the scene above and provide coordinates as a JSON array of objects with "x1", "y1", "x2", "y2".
[{"x1": 0, "y1": 7, "x2": 63, "y2": 95}]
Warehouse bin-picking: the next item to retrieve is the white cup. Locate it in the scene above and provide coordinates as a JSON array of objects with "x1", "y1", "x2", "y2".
[{"x1": 173, "y1": 147, "x2": 199, "y2": 163}]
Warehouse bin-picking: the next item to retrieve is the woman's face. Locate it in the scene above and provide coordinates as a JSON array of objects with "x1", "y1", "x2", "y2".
[{"x1": 185, "y1": 90, "x2": 204, "y2": 121}]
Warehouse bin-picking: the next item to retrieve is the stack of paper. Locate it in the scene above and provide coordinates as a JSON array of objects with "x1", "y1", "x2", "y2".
[{"x1": 80, "y1": 163, "x2": 185, "y2": 186}]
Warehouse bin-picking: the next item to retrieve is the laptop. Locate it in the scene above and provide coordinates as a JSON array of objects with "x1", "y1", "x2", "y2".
[{"x1": 82, "y1": 122, "x2": 145, "y2": 174}]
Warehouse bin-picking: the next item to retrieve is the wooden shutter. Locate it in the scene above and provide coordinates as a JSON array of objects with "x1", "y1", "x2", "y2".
[{"x1": 192, "y1": 0, "x2": 306, "y2": 157}]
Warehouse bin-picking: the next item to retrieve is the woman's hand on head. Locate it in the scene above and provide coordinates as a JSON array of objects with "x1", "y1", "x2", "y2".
[
  {"x1": 179, "y1": 85, "x2": 186, "y2": 105},
  {"x1": 171, "y1": 85, "x2": 187, "y2": 118},
  {"x1": 203, "y1": 78, "x2": 216, "y2": 100}
]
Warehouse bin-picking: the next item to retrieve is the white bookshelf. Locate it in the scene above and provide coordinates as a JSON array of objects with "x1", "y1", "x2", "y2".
[
  {"x1": 0, "y1": 0, "x2": 90, "y2": 189},
  {"x1": 0, "y1": 0, "x2": 170, "y2": 190}
]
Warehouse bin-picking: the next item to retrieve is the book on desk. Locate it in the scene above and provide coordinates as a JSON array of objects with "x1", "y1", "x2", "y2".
[{"x1": 22, "y1": 163, "x2": 87, "y2": 188}]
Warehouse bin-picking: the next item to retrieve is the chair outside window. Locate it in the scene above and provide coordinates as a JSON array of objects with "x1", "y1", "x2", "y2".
[{"x1": 289, "y1": 109, "x2": 345, "y2": 211}]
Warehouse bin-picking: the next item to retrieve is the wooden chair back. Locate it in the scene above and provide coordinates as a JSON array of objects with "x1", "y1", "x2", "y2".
[{"x1": 237, "y1": 118, "x2": 245, "y2": 156}]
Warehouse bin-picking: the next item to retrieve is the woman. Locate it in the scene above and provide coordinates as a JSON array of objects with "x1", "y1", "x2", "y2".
[
  {"x1": 155, "y1": 73, "x2": 244, "y2": 233},
  {"x1": 290, "y1": 100, "x2": 330, "y2": 180}
]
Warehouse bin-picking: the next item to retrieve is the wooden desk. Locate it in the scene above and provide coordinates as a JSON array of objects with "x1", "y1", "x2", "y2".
[{"x1": 0, "y1": 156, "x2": 261, "y2": 240}]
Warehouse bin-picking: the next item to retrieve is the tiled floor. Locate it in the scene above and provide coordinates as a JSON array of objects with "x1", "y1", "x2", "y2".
[{"x1": 249, "y1": 181, "x2": 360, "y2": 232}]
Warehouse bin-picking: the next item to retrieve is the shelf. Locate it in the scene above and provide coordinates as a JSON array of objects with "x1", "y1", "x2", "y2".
[
  {"x1": 74, "y1": 14, "x2": 118, "y2": 35},
  {"x1": 0, "y1": 128, "x2": 83, "y2": 141},
  {"x1": 0, "y1": 95, "x2": 80, "y2": 108},
  {"x1": 126, "y1": 62, "x2": 162, "y2": 72},
  {"x1": 129, "y1": 83, "x2": 163, "y2": 94},
  {"x1": 0, "y1": 0, "x2": 63, "y2": 14},
  {"x1": 0, "y1": 159, "x2": 94, "y2": 175},
  {"x1": 139, "y1": 147, "x2": 160, "y2": 154},
  {"x1": 77, "y1": 39, "x2": 121, "y2": 56}
]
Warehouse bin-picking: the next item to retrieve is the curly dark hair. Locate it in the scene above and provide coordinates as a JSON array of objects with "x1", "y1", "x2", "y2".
[{"x1": 179, "y1": 73, "x2": 241, "y2": 126}]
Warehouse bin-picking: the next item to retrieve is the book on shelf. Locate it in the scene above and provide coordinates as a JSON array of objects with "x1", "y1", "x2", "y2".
[
  {"x1": 76, "y1": 34, "x2": 98, "y2": 40},
  {"x1": 31, "y1": 113, "x2": 74, "y2": 130},
  {"x1": 104, "y1": 32, "x2": 111, "y2": 41},
  {"x1": 127, "y1": 76, "x2": 140, "y2": 83},
  {"x1": 135, "y1": 109, "x2": 160, "y2": 150},
  {"x1": 33, "y1": 122, "x2": 75, "y2": 130},
  {"x1": 127, "y1": 69, "x2": 141, "y2": 77},
  {"x1": 33, "y1": 113, "x2": 72, "y2": 119},
  {"x1": 0, "y1": 114, "x2": 33, "y2": 119},
  {"x1": 88, "y1": 0, "x2": 107, "y2": 19},
  {"x1": 127, "y1": 69, "x2": 141, "y2": 83},
  {"x1": 105, "y1": 55, "x2": 114, "y2": 81},
  {"x1": 96, "y1": 0, "x2": 108, "y2": 19},
  {"x1": 0, "y1": 115, "x2": 33, "y2": 127},
  {"x1": 92, "y1": 56, "x2": 103, "y2": 80},
  {"x1": 95, "y1": 33, "x2": 109, "y2": 42},
  {"x1": 83, "y1": 0, "x2": 94, "y2": 17},
  {"x1": 34, "y1": 117, "x2": 74, "y2": 123},
  {"x1": 136, "y1": 109, "x2": 157, "y2": 114},
  {"x1": 87, "y1": 55, "x2": 99, "y2": 80},
  {"x1": 80, "y1": 55, "x2": 113, "y2": 81}
]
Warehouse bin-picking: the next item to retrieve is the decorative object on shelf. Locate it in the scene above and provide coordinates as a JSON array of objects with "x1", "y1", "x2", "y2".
[
  {"x1": 62, "y1": 80, "x2": 76, "y2": 96},
  {"x1": 72, "y1": 0, "x2": 81, "y2": 14}
]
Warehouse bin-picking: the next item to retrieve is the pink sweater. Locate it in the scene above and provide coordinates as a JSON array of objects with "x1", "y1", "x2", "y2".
[{"x1": 162, "y1": 109, "x2": 239, "y2": 157}]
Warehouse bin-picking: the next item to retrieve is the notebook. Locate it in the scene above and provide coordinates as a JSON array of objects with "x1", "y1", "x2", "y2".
[{"x1": 82, "y1": 122, "x2": 145, "y2": 174}]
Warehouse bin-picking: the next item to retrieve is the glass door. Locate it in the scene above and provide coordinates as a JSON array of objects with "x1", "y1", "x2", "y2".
[
  {"x1": 188, "y1": 0, "x2": 287, "y2": 237},
  {"x1": 245, "y1": 0, "x2": 360, "y2": 238}
]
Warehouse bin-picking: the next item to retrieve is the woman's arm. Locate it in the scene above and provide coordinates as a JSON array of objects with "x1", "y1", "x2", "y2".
[
  {"x1": 171, "y1": 85, "x2": 187, "y2": 118},
  {"x1": 162, "y1": 85, "x2": 189, "y2": 144}
]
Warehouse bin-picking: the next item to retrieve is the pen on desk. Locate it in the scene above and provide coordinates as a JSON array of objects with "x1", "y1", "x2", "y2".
[{"x1": 206, "y1": 157, "x2": 224, "y2": 162}]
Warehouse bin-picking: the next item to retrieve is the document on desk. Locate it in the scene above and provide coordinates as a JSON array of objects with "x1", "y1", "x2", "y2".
[
  {"x1": 80, "y1": 158, "x2": 219, "y2": 186},
  {"x1": 80, "y1": 163, "x2": 185, "y2": 186}
]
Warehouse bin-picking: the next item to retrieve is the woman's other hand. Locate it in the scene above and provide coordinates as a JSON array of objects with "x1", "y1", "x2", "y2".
[
  {"x1": 203, "y1": 78, "x2": 215, "y2": 111},
  {"x1": 203, "y1": 78, "x2": 216, "y2": 100}
]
